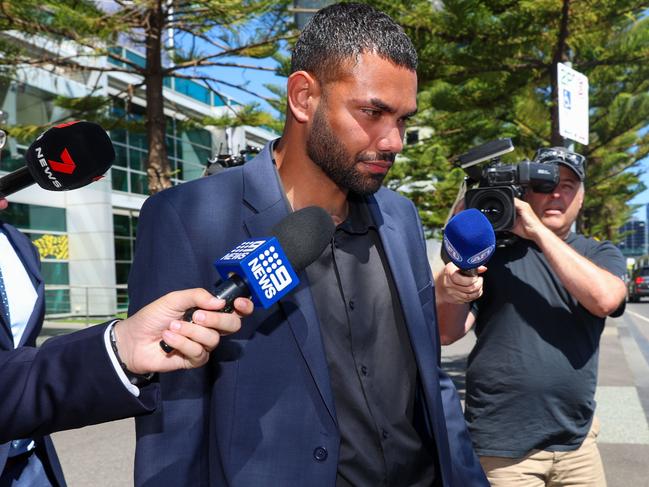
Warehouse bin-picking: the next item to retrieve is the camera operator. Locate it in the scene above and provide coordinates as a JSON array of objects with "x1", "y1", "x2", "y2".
[{"x1": 436, "y1": 147, "x2": 626, "y2": 486}]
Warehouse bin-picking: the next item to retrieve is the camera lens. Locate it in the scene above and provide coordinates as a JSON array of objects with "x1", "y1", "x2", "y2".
[
  {"x1": 482, "y1": 198, "x2": 504, "y2": 222},
  {"x1": 465, "y1": 187, "x2": 516, "y2": 232}
]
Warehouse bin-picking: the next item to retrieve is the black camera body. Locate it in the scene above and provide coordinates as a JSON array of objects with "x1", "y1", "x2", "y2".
[{"x1": 456, "y1": 139, "x2": 559, "y2": 244}]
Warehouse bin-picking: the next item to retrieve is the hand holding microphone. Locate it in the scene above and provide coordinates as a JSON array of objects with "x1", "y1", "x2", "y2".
[
  {"x1": 443, "y1": 208, "x2": 496, "y2": 276},
  {"x1": 160, "y1": 206, "x2": 335, "y2": 353},
  {"x1": 0, "y1": 121, "x2": 114, "y2": 197},
  {"x1": 438, "y1": 208, "x2": 495, "y2": 304}
]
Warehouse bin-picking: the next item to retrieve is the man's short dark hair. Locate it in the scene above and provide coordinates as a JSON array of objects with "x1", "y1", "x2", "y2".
[{"x1": 291, "y1": 2, "x2": 417, "y2": 84}]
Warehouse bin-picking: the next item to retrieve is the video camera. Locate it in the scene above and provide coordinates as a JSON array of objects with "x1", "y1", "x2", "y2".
[
  {"x1": 203, "y1": 146, "x2": 261, "y2": 176},
  {"x1": 455, "y1": 138, "x2": 559, "y2": 245}
]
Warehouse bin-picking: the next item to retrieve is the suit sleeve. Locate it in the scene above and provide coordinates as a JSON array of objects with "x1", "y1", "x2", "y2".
[
  {"x1": 0, "y1": 324, "x2": 157, "y2": 443},
  {"x1": 438, "y1": 372, "x2": 489, "y2": 486},
  {"x1": 129, "y1": 193, "x2": 212, "y2": 487},
  {"x1": 409, "y1": 202, "x2": 489, "y2": 486}
]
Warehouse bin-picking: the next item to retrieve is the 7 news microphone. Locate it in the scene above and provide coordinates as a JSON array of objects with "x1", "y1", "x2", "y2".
[
  {"x1": 442, "y1": 208, "x2": 496, "y2": 276},
  {"x1": 160, "y1": 206, "x2": 336, "y2": 353},
  {"x1": 0, "y1": 121, "x2": 115, "y2": 197}
]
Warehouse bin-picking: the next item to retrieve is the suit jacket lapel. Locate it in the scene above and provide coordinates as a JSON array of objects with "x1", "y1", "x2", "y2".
[
  {"x1": 366, "y1": 194, "x2": 438, "y2": 365},
  {"x1": 367, "y1": 193, "x2": 443, "y2": 395},
  {"x1": 368, "y1": 193, "x2": 454, "y2": 483},
  {"x1": 240, "y1": 144, "x2": 337, "y2": 425}
]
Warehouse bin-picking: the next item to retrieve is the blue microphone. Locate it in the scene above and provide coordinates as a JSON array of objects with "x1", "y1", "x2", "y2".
[
  {"x1": 443, "y1": 208, "x2": 496, "y2": 276},
  {"x1": 160, "y1": 206, "x2": 335, "y2": 353},
  {"x1": 214, "y1": 237, "x2": 299, "y2": 308}
]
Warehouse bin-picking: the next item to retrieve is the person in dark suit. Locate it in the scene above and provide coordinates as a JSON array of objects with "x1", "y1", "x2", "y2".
[
  {"x1": 0, "y1": 285, "x2": 251, "y2": 443},
  {"x1": 0, "y1": 197, "x2": 251, "y2": 486},
  {"x1": 129, "y1": 3, "x2": 487, "y2": 486},
  {"x1": 0, "y1": 197, "x2": 67, "y2": 486}
]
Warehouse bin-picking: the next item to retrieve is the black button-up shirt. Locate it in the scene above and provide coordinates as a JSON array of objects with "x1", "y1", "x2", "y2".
[{"x1": 305, "y1": 194, "x2": 436, "y2": 487}]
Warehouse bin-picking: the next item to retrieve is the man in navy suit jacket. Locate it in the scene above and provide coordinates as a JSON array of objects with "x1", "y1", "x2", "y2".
[
  {"x1": 0, "y1": 203, "x2": 66, "y2": 485},
  {"x1": 0, "y1": 284, "x2": 250, "y2": 444},
  {"x1": 129, "y1": 3, "x2": 487, "y2": 486}
]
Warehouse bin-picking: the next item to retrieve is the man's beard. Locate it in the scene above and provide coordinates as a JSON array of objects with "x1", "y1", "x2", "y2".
[{"x1": 306, "y1": 103, "x2": 396, "y2": 196}]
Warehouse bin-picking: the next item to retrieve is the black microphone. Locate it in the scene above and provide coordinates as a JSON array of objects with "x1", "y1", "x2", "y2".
[
  {"x1": 0, "y1": 121, "x2": 115, "y2": 197},
  {"x1": 160, "y1": 206, "x2": 336, "y2": 353},
  {"x1": 442, "y1": 209, "x2": 496, "y2": 276}
]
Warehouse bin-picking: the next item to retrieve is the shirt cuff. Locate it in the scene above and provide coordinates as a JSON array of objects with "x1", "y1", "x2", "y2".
[{"x1": 103, "y1": 321, "x2": 140, "y2": 397}]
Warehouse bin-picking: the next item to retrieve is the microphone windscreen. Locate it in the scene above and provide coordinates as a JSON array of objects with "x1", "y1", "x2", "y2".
[
  {"x1": 24, "y1": 121, "x2": 115, "y2": 191},
  {"x1": 443, "y1": 208, "x2": 496, "y2": 270},
  {"x1": 271, "y1": 206, "x2": 335, "y2": 270}
]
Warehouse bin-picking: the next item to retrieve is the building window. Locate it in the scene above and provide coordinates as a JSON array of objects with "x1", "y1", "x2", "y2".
[
  {"x1": 109, "y1": 103, "x2": 212, "y2": 195},
  {"x1": 113, "y1": 210, "x2": 138, "y2": 311},
  {"x1": 406, "y1": 129, "x2": 419, "y2": 145},
  {"x1": 1, "y1": 202, "x2": 70, "y2": 313}
]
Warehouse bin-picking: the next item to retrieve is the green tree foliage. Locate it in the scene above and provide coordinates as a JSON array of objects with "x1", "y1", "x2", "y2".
[
  {"x1": 0, "y1": 0, "x2": 294, "y2": 193},
  {"x1": 371, "y1": 0, "x2": 649, "y2": 240}
]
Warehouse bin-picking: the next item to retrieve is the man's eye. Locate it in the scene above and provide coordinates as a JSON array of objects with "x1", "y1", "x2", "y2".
[{"x1": 362, "y1": 109, "x2": 381, "y2": 118}]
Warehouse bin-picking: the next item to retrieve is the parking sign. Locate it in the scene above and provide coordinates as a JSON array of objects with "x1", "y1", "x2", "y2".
[{"x1": 557, "y1": 63, "x2": 589, "y2": 145}]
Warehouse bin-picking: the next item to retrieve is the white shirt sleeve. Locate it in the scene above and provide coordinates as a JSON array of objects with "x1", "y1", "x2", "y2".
[{"x1": 103, "y1": 321, "x2": 140, "y2": 397}]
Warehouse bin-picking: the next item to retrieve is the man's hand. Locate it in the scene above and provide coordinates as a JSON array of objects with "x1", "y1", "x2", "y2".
[
  {"x1": 434, "y1": 262, "x2": 483, "y2": 344},
  {"x1": 511, "y1": 198, "x2": 550, "y2": 242},
  {"x1": 436, "y1": 262, "x2": 486, "y2": 305},
  {"x1": 113, "y1": 289, "x2": 253, "y2": 375}
]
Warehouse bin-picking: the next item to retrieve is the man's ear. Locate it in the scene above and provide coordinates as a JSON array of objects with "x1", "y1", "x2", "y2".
[
  {"x1": 577, "y1": 183, "x2": 585, "y2": 210},
  {"x1": 286, "y1": 71, "x2": 319, "y2": 124}
]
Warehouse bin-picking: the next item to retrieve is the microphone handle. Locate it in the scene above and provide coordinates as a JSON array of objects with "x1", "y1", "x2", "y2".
[
  {"x1": 159, "y1": 274, "x2": 250, "y2": 353},
  {"x1": 0, "y1": 166, "x2": 33, "y2": 198},
  {"x1": 459, "y1": 268, "x2": 479, "y2": 277}
]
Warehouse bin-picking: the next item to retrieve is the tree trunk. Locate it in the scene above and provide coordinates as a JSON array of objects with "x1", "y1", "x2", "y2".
[{"x1": 144, "y1": 0, "x2": 172, "y2": 195}]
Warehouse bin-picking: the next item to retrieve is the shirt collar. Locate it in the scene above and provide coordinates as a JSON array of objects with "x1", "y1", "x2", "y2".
[{"x1": 338, "y1": 193, "x2": 375, "y2": 235}]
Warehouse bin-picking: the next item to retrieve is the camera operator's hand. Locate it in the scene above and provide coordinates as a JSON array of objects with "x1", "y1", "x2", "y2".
[
  {"x1": 436, "y1": 262, "x2": 486, "y2": 305},
  {"x1": 511, "y1": 198, "x2": 551, "y2": 243}
]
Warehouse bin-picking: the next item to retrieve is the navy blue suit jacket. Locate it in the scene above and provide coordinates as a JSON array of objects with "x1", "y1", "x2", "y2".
[
  {"x1": 0, "y1": 221, "x2": 66, "y2": 485},
  {"x1": 129, "y1": 143, "x2": 487, "y2": 486},
  {"x1": 0, "y1": 223, "x2": 159, "y2": 484},
  {"x1": 0, "y1": 322, "x2": 159, "y2": 444}
]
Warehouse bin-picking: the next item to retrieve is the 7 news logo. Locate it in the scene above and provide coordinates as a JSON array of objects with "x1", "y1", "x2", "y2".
[{"x1": 33, "y1": 146, "x2": 77, "y2": 189}]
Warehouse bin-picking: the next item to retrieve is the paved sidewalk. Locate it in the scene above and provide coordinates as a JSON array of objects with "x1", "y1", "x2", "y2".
[{"x1": 441, "y1": 310, "x2": 649, "y2": 487}]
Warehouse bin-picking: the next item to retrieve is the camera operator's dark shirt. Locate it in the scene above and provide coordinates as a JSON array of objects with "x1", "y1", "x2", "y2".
[
  {"x1": 466, "y1": 232, "x2": 625, "y2": 458},
  {"x1": 305, "y1": 194, "x2": 437, "y2": 487}
]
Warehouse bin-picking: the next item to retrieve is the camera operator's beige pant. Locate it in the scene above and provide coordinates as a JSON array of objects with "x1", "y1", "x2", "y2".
[{"x1": 479, "y1": 416, "x2": 606, "y2": 487}]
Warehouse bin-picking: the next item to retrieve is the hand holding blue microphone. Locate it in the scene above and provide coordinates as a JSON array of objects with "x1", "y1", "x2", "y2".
[
  {"x1": 443, "y1": 208, "x2": 496, "y2": 276},
  {"x1": 437, "y1": 209, "x2": 495, "y2": 305}
]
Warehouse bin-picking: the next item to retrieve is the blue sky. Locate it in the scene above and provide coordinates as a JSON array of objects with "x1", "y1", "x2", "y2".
[{"x1": 209, "y1": 57, "x2": 285, "y2": 115}]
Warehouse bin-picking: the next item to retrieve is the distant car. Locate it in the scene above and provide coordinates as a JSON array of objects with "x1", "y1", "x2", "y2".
[{"x1": 628, "y1": 266, "x2": 649, "y2": 302}]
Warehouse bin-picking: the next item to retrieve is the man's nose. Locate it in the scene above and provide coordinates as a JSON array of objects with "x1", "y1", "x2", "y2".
[{"x1": 377, "y1": 125, "x2": 404, "y2": 154}]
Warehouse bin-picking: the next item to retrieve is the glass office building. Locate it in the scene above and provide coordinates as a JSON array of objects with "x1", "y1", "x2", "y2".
[{"x1": 618, "y1": 219, "x2": 647, "y2": 257}]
